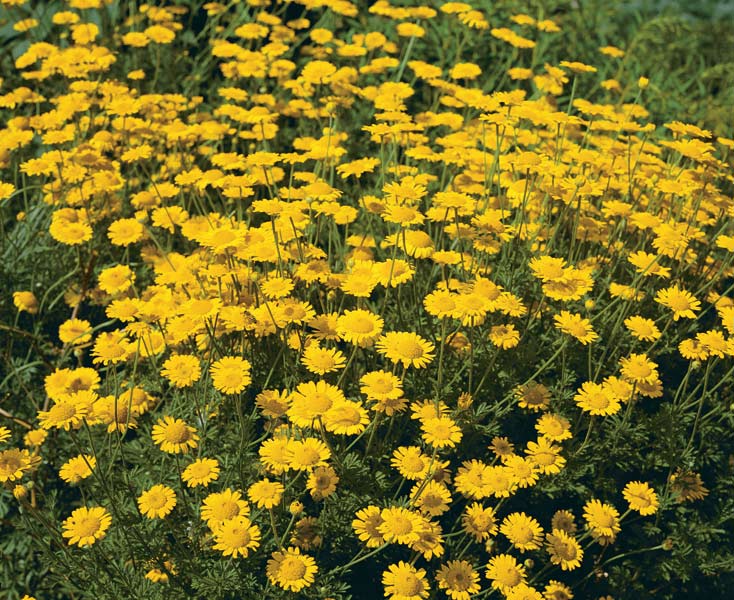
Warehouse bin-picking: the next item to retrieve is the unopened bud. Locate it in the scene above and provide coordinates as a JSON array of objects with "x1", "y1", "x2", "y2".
[{"x1": 289, "y1": 501, "x2": 304, "y2": 516}]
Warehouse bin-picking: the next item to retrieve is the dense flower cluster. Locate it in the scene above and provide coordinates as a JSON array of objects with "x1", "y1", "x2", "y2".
[{"x1": 1, "y1": 0, "x2": 731, "y2": 599}]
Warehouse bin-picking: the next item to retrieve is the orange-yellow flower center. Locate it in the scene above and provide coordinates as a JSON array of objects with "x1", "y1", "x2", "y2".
[
  {"x1": 165, "y1": 422, "x2": 191, "y2": 443},
  {"x1": 393, "y1": 573, "x2": 423, "y2": 595},
  {"x1": 76, "y1": 515, "x2": 101, "y2": 537},
  {"x1": 279, "y1": 556, "x2": 307, "y2": 581}
]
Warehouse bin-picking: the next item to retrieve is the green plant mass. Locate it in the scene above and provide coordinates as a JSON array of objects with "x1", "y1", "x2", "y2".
[{"x1": 1, "y1": 1, "x2": 733, "y2": 599}]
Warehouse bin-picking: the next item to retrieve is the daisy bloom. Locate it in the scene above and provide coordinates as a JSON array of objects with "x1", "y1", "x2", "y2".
[
  {"x1": 98, "y1": 265, "x2": 135, "y2": 295},
  {"x1": 337, "y1": 309, "x2": 384, "y2": 345},
  {"x1": 391, "y1": 446, "x2": 432, "y2": 480},
  {"x1": 501, "y1": 512, "x2": 544, "y2": 552},
  {"x1": 411, "y1": 480, "x2": 452, "y2": 517},
  {"x1": 462, "y1": 503, "x2": 498, "y2": 541},
  {"x1": 307, "y1": 465, "x2": 339, "y2": 500},
  {"x1": 622, "y1": 481, "x2": 659, "y2": 515},
  {"x1": 376, "y1": 332, "x2": 435, "y2": 368},
  {"x1": 544, "y1": 580, "x2": 574, "y2": 599},
  {"x1": 552, "y1": 509, "x2": 577, "y2": 534},
  {"x1": 423, "y1": 289, "x2": 458, "y2": 319},
  {"x1": 58, "y1": 319, "x2": 93, "y2": 346},
  {"x1": 378, "y1": 507, "x2": 427, "y2": 545},
  {"x1": 181, "y1": 458, "x2": 220, "y2": 488},
  {"x1": 655, "y1": 285, "x2": 700, "y2": 320},
  {"x1": 201, "y1": 488, "x2": 250, "y2": 529},
  {"x1": 486, "y1": 554, "x2": 526, "y2": 593},
  {"x1": 260, "y1": 276, "x2": 294, "y2": 299},
  {"x1": 323, "y1": 400, "x2": 370, "y2": 435},
  {"x1": 38, "y1": 396, "x2": 90, "y2": 431},
  {"x1": 0, "y1": 448, "x2": 35, "y2": 483},
  {"x1": 421, "y1": 416, "x2": 463, "y2": 448},
  {"x1": 488, "y1": 324, "x2": 520, "y2": 349},
  {"x1": 266, "y1": 547, "x2": 318, "y2": 592},
  {"x1": 287, "y1": 380, "x2": 345, "y2": 427},
  {"x1": 13, "y1": 291, "x2": 38, "y2": 314},
  {"x1": 59, "y1": 455, "x2": 96, "y2": 484},
  {"x1": 505, "y1": 455, "x2": 540, "y2": 489},
  {"x1": 353, "y1": 505, "x2": 386, "y2": 548},
  {"x1": 574, "y1": 381, "x2": 621, "y2": 416},
  {"x1": 553, "y1": 311, "x2": 598, "y2": 345},
  {"x1": 108, "y1": 218, "x2": 144, "y2": 246},
  {"x1": 619, "y1": 353, "x2": 659, "y2": 384},
  {"x1": 435, "y1": 560, "x2": 481, "y2": 600},
  {"x1": 212, "y1": 516, "x2": 261, "y2": 558},
  {"x1": 138, "y1": 484, "x2": 177, "y2": 519},
  {"x1": 670, "y1": 469, "x2": 709, "y2": 503},
  {"x1": 679, "y1": 338, "x2": 709, "y2": 361},
  {"x1": 290, "y1": 516, "x2": 322, "y2": 550},
  {"x1": 411, "y1": 520, "x2": 445, "y2": 560},
  {"x1": 697, "y1": 329, "x2": 727, "y2": 358},
  {"x1": 24, "y1": 429, "x2": 47, "y2": 448},
  {"x1": 248, "y1": 478, "x2": 284, "y2": 509},
  {"x1": 535, "y1": 413, "x2": 572, "y2": 442},
  {"x1": 151, "y1": 416, "x2": 199, "y2": 454},
  {"x1": 454, "y1": 460, "x2": 494, "y2": 499},
  {"x1": 624, "y1": 315, "x2": 661, "y2": 342},
  {"x1": 62, "y1": 506, "x2": 112, "y2": 547},
  {"x1": 515, "y1": 382, "x2": 551, "y2": 412},
  {"x1": 160, "y1": 354, "x2": 201, "y2": 388},
  {"x1": 360, "y1": 370, "x2": 403, "y2": 401},
  {"x1": 91, "y1": 331, "x2": 129, "y2": 365},
  {"x1": 583, "y1": 499, "x2": 621, "y2": 538},
  {"x1": 288, "y1": 438, "x2": 331, "y2": 471},
  {"x1": 210, "y1": 356, "x2": 252, "y2": 394},
  {"x1": 256, "y1": 389, "x2": 290, "y2": 419},
  {"x1": 490, "y1": 436, "x2": 516, "y2": 460},
  {"x1": 382, "y1": 561, "x2": 430, "y2": 600},
  {"x1": 301, "y1": 344, "x2": 347, "y2": 375},
  {"x1": 525, "y1": 437, "x2": 566, "y2": 475},
  {"x1": 529, "y1": 256, "x2": 567, "y2": 281},
  {"x1": 545, "y1": 529, "x2": 583, "y2": 570}
]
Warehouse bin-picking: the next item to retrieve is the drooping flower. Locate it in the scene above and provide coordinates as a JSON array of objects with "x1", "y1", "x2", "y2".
[{"x1": 622, "y1": 481, "x2": 659, "y2": 515}]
